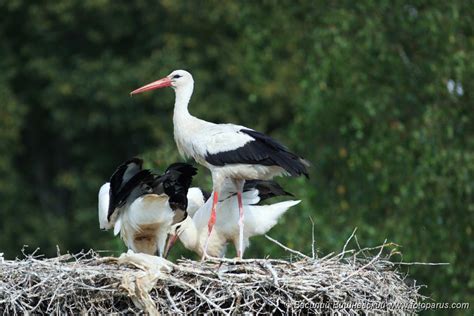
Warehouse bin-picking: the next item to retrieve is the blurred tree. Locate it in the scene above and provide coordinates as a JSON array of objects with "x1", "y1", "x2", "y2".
[{"x1": 0, "y1": 0, "x2": 471, "y2": 310}]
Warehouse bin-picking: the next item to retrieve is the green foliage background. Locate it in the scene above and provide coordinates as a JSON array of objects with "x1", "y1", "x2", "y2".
[{"x1": 0, "y1": 0, "x2": 472, "y2": 310}]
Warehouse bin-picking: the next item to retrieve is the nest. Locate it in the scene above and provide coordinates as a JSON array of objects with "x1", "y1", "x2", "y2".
[{"x1": 0, "y1": 236, "x2": 428, "y2": 315}]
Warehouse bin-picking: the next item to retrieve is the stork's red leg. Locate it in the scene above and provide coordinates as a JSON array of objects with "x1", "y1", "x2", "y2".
[
  {"x1": 237, "y1": 191, "x2": 244, "y2": 259},
  {"x1": 202, "y1": 191, "x2": 218, "y2": 260},
  {"x1": 208, "y1": 191, "x2": 218, "y2": 234}
]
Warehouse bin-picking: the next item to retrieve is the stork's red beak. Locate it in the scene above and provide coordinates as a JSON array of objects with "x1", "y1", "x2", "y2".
[
  {"x1": 164, "y1": 234, "x2": 179, "y2": 258},
  {"x1": 130, "y1": 77, "x2": 172, "y2": 95}
]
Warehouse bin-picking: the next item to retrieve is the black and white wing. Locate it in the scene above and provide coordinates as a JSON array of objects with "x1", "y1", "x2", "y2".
[
  {"x1": 107, "y1": 158, "x2": 157, "y2": 221},
  {"x1": 203, "y1": 125, "x2": 309, "y2": 177},
  {"x1": 152, "y1": 162, "x2": 198, "y2": 224}
]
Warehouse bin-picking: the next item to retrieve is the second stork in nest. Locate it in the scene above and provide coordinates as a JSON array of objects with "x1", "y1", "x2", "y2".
[{"x1": 98, "y1": 158, "x2": 197, "y2": 256}]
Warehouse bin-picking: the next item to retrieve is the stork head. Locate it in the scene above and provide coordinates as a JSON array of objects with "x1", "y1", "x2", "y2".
[
  {"x1": 163, "y1": 217, "x2": 192, "y2": 258},
  {"x1": 163, "y1": 225, "x2": 181, "y2": 258},
  {"x1": 130, "y1": 70, "x2": 193, "y2": 95}
]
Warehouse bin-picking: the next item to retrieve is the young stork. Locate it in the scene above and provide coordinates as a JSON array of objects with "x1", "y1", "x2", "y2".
[
  {"x1": 131, "y1": 70, "x2": 309, "y2": 258},
  {"x1": 98, "y1": 158, "x2": 197, "y2": 256},
  {"x1": 164, "y1": 179, "x2": 300, "y2": 258},
  {"x1": 178, "y1": 180, "x2": 292, "y2": 222}
]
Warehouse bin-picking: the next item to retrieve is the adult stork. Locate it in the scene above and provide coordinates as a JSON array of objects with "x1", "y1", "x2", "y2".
[
  {"x1": 98, "y1": 158, "x2": 197, "y2": 256},
  {"x1": 131, "y1": 70, "x2": 309, "y2": 258},
  {"x1": 164, "y1": 179, "x2": 299, "y2": 258}
]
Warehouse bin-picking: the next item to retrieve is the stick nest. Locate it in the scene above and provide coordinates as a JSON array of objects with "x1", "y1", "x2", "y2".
[{"x1": 0, "y1": 241, "x2": 426, "y2": 315}]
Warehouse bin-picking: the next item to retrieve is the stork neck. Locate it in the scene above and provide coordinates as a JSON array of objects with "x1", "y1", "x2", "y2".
[
  {"x1": 178, "y1": 217, "x2": 199, "y2": 251},
  {"x1": 173, "y1": 83, "x2": 194, "y2": 119}
]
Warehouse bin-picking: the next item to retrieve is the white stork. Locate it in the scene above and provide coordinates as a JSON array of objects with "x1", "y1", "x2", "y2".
[
  {"x1": 98, "y1": 158, "x2": 197, "y2": 256},
  {"x1": 131, "y1": 70, "x2": 309, "y2": 258},
  {"x1": 164, "y1": 179, "x2": 300, "y2": 258}
]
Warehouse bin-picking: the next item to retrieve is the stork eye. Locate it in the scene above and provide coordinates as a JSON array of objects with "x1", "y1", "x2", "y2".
[{"x1": 172, "y1": 74, "x2": 182, "y2": 79}]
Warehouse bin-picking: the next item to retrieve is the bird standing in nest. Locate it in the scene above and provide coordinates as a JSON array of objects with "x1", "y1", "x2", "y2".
[
  {"x1": 131, "y1": 70, "x2": 309, "y2": 259},
  {"x1": 165, "y1": 179, "x2": 300, "y2": 258},
  {"x1": 98, "y1": 158, "x2": 197, "y2": 256}
]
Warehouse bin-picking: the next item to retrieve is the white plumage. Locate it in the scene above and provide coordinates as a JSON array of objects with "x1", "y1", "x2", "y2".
[
  {"x1": 131, "y1": 70, "x2": 308, "y2": 258},
  {"x1": 98, "y1": 182, "x2": 112, "y2": 230},
  {"x1": 118, "y1": 194, "x2": 176, "y2": 256},
  {"x1": 99, "y1": 184, "x2": 176, "y2": 255},
  {"x1": 185, "y1": 187, "x2": 207, "y2": 218},
  {"x1": 98, "y1": 159, "x2": 197, "y2": 256},
  {"x1": 168, "y1": 181, "x2": 300, "y2": 258}
]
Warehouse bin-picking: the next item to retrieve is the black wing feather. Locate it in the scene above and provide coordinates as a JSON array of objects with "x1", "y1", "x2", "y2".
[
  {"x1": 108, "y1": 158, "x2": 145, "y2": 220},
  {"x1": 108, "y1": 169, "x2": 154, "y2": 220},
  {"x1": 243, "y1": 180, "x2": 293, "y2": 201},
  {"x1": 106, "y1": 159, "x2": 197, "y2": 224},
  {"x1": 152, "y1": 163, "x2": 198, "y2": 219},
  {"x1": 109, "y1": 158, "x2": 143, "y2": 203},
  {"x1": 205, "y1": 129, "x2": 309, "y2": 178}
]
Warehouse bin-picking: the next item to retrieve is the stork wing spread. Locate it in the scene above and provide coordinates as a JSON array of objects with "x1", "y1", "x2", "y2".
[
  {"x1": 109, "y1": 158, "x2": 143, "y2": 199},
  {"x1": 107, "y1": 169, "x2": 154, "y2": 220},
  {"x1": 163, "y1": 163, "x2": 198, "y2": 195},
  {"x1": 108, "y1": 158, "x2": 147, "y2": 220},
  {"x1": 205, "y1": 128, "x2": 309, "y2": 177},
  {"x1": 104, "y1": 158, "x2": 198, "y2": 224},
  {"x1": 153, "y1": 163, "x2": 197, "y2": 214},
  {"x1": 101, "y1": 159, "x2": 199, "y2": 257}
]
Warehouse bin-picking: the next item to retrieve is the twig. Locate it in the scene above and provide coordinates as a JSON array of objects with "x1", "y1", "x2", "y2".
[
  {"x1": 309, "y1": 216, "x2": 316, "y2": 259},
  {"x1": 320, "y1": 239, "x2": 387, "y2": 291},
  {"x1": 167, "y1": 275, "x2": 229, "y2": 315},
  {"x1": 164, "y1": 288, "x2": 183, "y2": 314},
  {"x1": 264, "y1": 235, "x2": 310, "y2": 259},
  {"x1": 261, "y1": 261, "x2": 279, "y2": 286},
  {"x1": 341, "y1": 227, "x2": 357, "y2": 257},
  {"x1": 395, "y1": 262, "x2": 449, "y2": 266}
]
